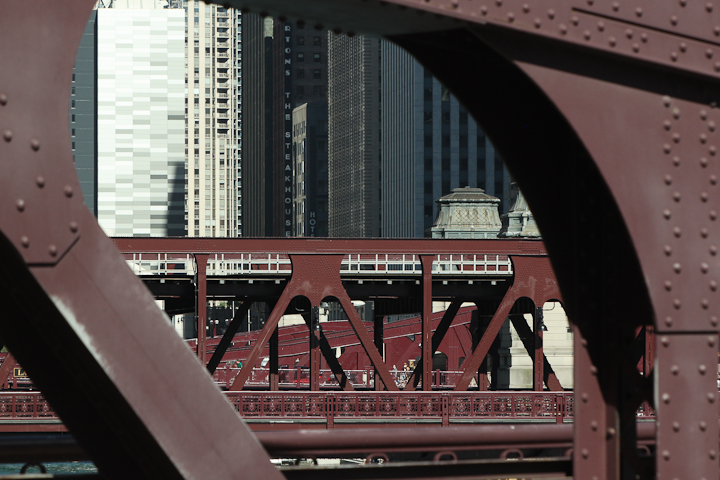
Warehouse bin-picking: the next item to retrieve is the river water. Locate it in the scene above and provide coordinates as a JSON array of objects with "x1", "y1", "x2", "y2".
[{"x1": 0, "y1": 461, "x2": 97, "y2": 475}]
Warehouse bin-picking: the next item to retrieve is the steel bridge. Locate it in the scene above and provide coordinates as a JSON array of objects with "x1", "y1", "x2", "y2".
[{"x1": 1, "y1": 0, "x2": 720, "y2": 479}]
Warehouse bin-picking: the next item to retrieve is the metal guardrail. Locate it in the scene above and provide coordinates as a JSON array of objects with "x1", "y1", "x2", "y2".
[{"x1": 123, "y1": 253, "x2": 514, "y2": 278}]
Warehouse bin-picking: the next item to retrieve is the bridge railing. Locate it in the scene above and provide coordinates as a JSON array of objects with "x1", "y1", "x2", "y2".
[{"x1": 123, "y1": 253, "x2": 514, "y2": 277}]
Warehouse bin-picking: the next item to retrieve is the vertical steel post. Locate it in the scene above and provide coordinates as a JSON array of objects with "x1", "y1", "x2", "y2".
[
  {"x1": 194, "y1": 254, "x2": 209, "y2": 365},
  {"x1": 269, "y1": 324, "x2": 279, "y2": 391},
  {"x1": 420, "y1": 256, "x2": 433, "y2": 391},
  {"x1": 374, "y1": 313, "x2": 384, "y2": 391},
  {"x1": 310, "y1": 306, "x2": 320, "y2": 391},
  {"x1": 534, "y1": 306, "x2": 544, "y2": 392}
]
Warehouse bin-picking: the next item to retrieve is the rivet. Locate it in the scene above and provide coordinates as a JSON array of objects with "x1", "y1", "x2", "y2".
[
  {"x1": 663, "y1": 96, "x2": 672, "y2": 107},
  {"x1": 711, "y1": 245, "x2": 718, "y2": 255},
  {"x1": 671, "y1": 51, "x2": 678, "y2": 61},
  {"x1": 69, "y1": 221, "x2": 79, "y2": 233},
  {"x1": 710, "y1": 450, "x2": 717, "y2": 460},
  {"x1": 452, "y1": 1, "x2": 459, "y2": 9},
  {"x1": 710, "y1": 145, "x2": 717, "y2": 155},
  {"x1": 663, "y1": 120, "x2": 672, "y2": 130},
  {"x1": 672, "y1": 421, "x2": 680, "y2": 431},
  {"x1": 636, "y1": 7, "x2": 643, "y2": 16},
  {"x1": 663, "y1": 210, "x2": 672, "y2": 220},
  {"x1": 665, "y1": 316, "x2": 673, "y2": 326},
  {"x1": 712, "y1": 315, "x2": 719, "y2": 326},
  {"x1": 701, "y1": 133, "x2": 708, "y2": 144},
  {"x1": 708, "y1": 2, "x2": 714, "y2": 12},
  {"x1": 664, "y1": 280, "x2": 673, "y2": 290},
  {"x1": 587, "y1": 0, "x2": 593, "y2": 4},
  {"x1": 590, "y1": 420, "x2": 598, "y2": 431},
  {"x1": 670, "y1": 15, "x2": 678, "y2": 26},
  {"x1": 480, "y1": 5, "x2": 488, "y2": 15},
  {"x1": 581, "y1": 393, "x2": 589, "y2": 403},
  {"x1": 661, "y1": 336, "x2": 670, "y2": 346},
  {"x1": 625, "y1": 28, "x2": 633, "y2": 39},
  {"x1": 590, "y1": 365, "x2": 597, "y2": 375},
  {"x1": 701, "y1": 192, "x2": 709, "y2": 203},
  {"x1": 710, "y1": 280, "x2": 718, "y2": 291},
  {"x1": 581, "y1": 448, "x2": 589, "y2": 459},
  {"x1": 672, "y1": 108, "x2": 681, "y2": 119},
  {"x1": 711, "y1": 174, "x2": 718, "y2": 184},
  {"x1": 673, "y1": 226, "x2": 682, "y2": 237},
  {"x1": 584, "y1": 30, "x2": 592, "y2": 40},
  {"x1": 699, "y1": 364, "x2": 707, "y2": 374},
  {"x1": 632, "y1": 43, "x2": 640, "y2": 52},
  {"x1": 673, "y1": 191, "x2": 681, "y2": 202},
  {"x1": 708, "y1": 336, "x2": 716, "y2": 347},
  {"x1": 534, "y1": 18, "x2": 541, "y2": 28},
  {"x1": 15, "y1": 199, "x2": 24, "y2": 212},
  {"x1": 20, "y1": 236, "x2": 29, "y2": 248},
  {"x1": 559, "y1": 24, "x2": 568, "y2": 34},
  {"x1": 670, "y1": 364, "x2": 679, "y2": 374},
  {"x1": 3, "y1": 130, "x2": 12, "y2": 142},
  {"x1": 715, "y1": 62, "x2": 720, "y2": 72},
  {"x1": 673, "y1": 298, "x2": 681, "y2": 309},
  {"x1": 36, "y1": 176, "x2": 45, "y2": 188},
  {"x1": 662, "y1": 450, "x2": 670, "y2": 461},
  {"x1": 709, "y1": 121, "x2": 716, "y2": 132},
  {"x1": 495, "y1": 0, "x2": 502, "y2": 5},
  {"x1": 663, "y1": 144, "x2": 672, "y2": 153},
  {"x1": 0, "y1": 94, "x2": 6, "y2": 106},
  {"x1": 672, "y1": 132, "x2": 681, "y2": 143},
  {"x1": 597, "y1": 21, "x2": 604, "y2": 31},
  {"x1": 708, "y1": 392, "x2": 715, "y2": 403},
  {"x1": 673, "y1": 263, "x2": 682, "y2": 273},
  {"x1": 715, "y1": 26, "x2": 720, "y2": 36},
  {"x1": 679, "y1": 42, "x2": 687, "y2": 52},
  {"x1": 711, "y1": 210, "x2": 718, "y2": 220},
  {"x1": 701, "y1": 109, "x2": 709, "y2": 119},
  {"x1": 507, "y1": 12, "x2": 515, "y2": 21},
  {"x1": 313, "y1": 24, "x2": 324, "y2": 31},
  {"x1": 702, "y1": 298, "x2": 710, "y2": 308},
  {"x1": 48, "y1": 244, "x2": 57, "y2": 257},
  {"x1": 581, "y1": 338, "x2": 588, "y2": 347},
  {"x1": 31, "y1": 139, "x2": 40, "y2": 151},
  {"x1": 571, "y1": 16, "x2": 579, "y2": 25},
  {"x1": 702, "y1": 227, "x2": 710, "y2": 237},
  {"x1": 548, "y1": 9, "x2": 555, "y2": 19},
  {"x1": 606, "y1": 427, "x2": 616, "y2": 438},
  {"x1": 609, "y1": 36, "x2": 617, "y2": 46},
  {"x1": 64, "y1": 185, "x2": 73, "y2": 198},
  {"x1": 700, "y1": 421, "x2": 708, "y2": 431},
  {"x1": 640, "y1": 32, "x2": 648, "y2": 42},
  {"x1": 673, "y1": 156, "x2": 681, "y2": 166},
  {"x1": 522, "y1": 4, "x2": 530, "y2": 13},
  {"x1": 707, "y1": 49, "x2": 715, "y2": 59},
  {"x1": 611, "y1": 2, "x2": 619, "y2": 11}
]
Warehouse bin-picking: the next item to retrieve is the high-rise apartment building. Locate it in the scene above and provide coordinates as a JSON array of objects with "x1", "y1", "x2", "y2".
[
  {"x1": 326, "y1": 35, "x2": 381, "y2": 238},
  {"x1": 380, "y1": 43, "x2": 511, "y2": 238},
  {"x1": 184, "y1": 0, "x2": 240, "y2": 237},
  {"x1": 95, "y1": 4, "x2": 186, "y2": 236},
  {"x1": 241, "y1": 15, "x2": 328, "y2": 237}
]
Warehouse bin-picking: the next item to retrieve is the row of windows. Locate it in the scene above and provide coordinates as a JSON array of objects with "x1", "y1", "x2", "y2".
[
  {"x1": 297, "y1": 53, "x2": 322, "y2": 62},
  {"x1": 296, "y1": 36, "x2": 323, "y2": 46},
  {"x1": 296, "y1": 85, "x2": 325, "y2": 96},
  {"x1": 296, "y1": 69, "x2": 322, "y2": 80}
]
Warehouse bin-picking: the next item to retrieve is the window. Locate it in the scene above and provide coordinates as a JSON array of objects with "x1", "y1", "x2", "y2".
[
  {"x1": 313, "y1": 53, "x2": 321, "y2": 62},
  {"x1": 313, "y1": 36, "x2": 321, "y2": 46},
  {"x1": 71, "y1": 114, "x2": 75, "y2": 122},
  {"x1": 312, "y1": 85, "x2": 322, "y2": 96},
  {"x1": 71, "y1": 100, "x2": 75, "y2": 108},
  {"x1": 297, "y1": 36, "x2": 305, "y2": 45},
  {"x1": 71, "y1": 129, "x2": 75, "y2": 137},
  {"x1": 313, "y1": 69, "x2": 321, "y2": 79},
  {"x1": 296, "y1": 69, "x2": 305, "y2": 79},
  {"x1": 296, "y1": 85, "x2": 305, "y2": 95},
  {"x1": 297, "y1": 53, "x2": 304, "y2": 62}
]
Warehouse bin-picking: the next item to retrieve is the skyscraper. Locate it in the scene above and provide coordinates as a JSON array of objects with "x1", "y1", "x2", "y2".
[
  {"x1": 379, "y1": 42, "x2": 511, "y2": 237},
  {"x1": 95, "y1": 4, "x2": 186, "y2": 236},
  {"x1": 327, "y1": 34, "x2": 381, "y2": 238},
  {"x1": 241, "y1": 15, "x2": 328, "y2": 237}
]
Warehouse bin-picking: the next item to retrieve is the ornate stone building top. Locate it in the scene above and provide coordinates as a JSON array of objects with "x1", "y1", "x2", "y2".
[
  {"x1": 429, "y1": 187, "x2": 502, "y2": 238},
  {"x1": 498, "y1": 183, "x2": 541, "y2": 238}
]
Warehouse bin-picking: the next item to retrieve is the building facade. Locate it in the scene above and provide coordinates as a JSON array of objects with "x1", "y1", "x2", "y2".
[
  {"x1": 380, "y1": 42, "x2": 511, "y2": 238},
  {"x1": 95, "y1": 5, "x2": 186, "y2": 236},
  {"x1": 241, "y1": 15, "x2": 329, "y2": 237},
  {"x1": 292, "y1": 103, "x2": 328, "y2": 237},
  {"x1": 327, "y1": 34, "x2": 381, "y2": 238}
]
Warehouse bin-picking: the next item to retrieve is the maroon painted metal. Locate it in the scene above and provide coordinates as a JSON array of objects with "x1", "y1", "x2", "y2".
[
  {"x1": 420, "y1": 256, "x2": 433, "y2": 391},
  {"x1": 194, "y1": 254, "x2": 209, "y2": 365}
]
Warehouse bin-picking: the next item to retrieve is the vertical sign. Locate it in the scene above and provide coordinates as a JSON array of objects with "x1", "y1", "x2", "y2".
[{"x1": 283, "y1": 23, "x2": 293, "y2": 236}]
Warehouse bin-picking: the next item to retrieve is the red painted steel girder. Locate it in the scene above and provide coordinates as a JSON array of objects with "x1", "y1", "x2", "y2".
[{"x1": 113, "y1": 237, "x2": 547, "y2": 255}]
